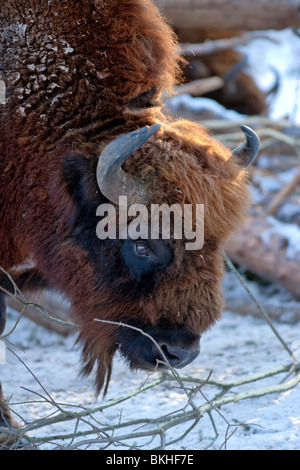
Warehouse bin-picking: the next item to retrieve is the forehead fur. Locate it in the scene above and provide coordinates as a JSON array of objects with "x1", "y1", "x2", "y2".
[{"x1": 124, "y1": 118, "x2": 250, "y2": 241}]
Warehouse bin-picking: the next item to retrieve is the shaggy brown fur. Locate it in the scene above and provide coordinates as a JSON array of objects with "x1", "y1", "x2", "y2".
[{"x1": 0, "y1": 0, "x2": 249, "y2": 404}]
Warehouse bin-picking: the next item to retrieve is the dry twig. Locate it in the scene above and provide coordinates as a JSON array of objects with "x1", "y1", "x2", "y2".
[
  {"x1": 174, "y1": 77, "x2": 224, "y2": 96},
  {"x1": 179, "y1": 33, "x2": 280, "y2": 58}
]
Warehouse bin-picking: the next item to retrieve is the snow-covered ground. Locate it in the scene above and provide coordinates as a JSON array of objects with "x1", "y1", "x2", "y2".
[
  {"x1": 1, "y1": 285, "x2": 299, "y2": 450},
  {"x1": 1, "y1": 29, "x2": 300, "y2": 451}
]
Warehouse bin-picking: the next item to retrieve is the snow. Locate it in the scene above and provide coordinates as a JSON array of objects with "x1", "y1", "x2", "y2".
[
  {"x1": 252, "y1": 166, "x2": 299, "y2": 194},
  {"x1": 168, "y1": 94, "x2": 245, "y2": 121},
  {"x1": 260, "y1": 216, "x2": 300, "y2": 259},
  {"x1": 1, "y1": 272, "x2": 300, "y2": 450},
  {"x1": 252, "y1": 174, "x2": 283, "y2": 193}
]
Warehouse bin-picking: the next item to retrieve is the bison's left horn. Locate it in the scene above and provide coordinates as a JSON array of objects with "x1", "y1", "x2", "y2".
[
  {"x1": 231, "y1": 125, "x2": 260, "y2": 168},
  {"x1": 97, "y1": 124, "x2": 161, "y2": 204}
]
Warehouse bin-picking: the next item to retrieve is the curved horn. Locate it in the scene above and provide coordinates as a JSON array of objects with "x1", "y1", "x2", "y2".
[
  {"x1": 231, "y1": 125, "x2": 260, "y2": 168},
  {"x1": 97, "y1": 124, "x2": 161, "y2": 204}
]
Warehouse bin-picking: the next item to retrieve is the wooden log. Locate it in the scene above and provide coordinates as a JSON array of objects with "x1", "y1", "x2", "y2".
[
  {"x1": 155, "y1": 0, "x2": 300, "y2": 33},
  {"x1": 6, "y1": 290, "x2": 75, "y2": 336},
  {"x1": 267, "y1": 165, "x2": 300, "y2": 215},
  {"x1": 225, "y1": 215, "x2": 300, "y2": 300},
  {"x1": 173, "y1": 76, "x2": 224, "y2": 96},
  {"x1": 224, "y1": 293, "x2": 300, "y2": 323}
]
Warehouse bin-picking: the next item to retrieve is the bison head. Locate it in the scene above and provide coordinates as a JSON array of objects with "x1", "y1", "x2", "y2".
[{"x1": 62, "y1": 119, "x2": 259, "y2": 394}]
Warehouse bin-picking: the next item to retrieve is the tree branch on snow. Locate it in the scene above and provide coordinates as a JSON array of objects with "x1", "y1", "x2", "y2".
[{"x1": 1, "y1": 267, "x2": 299, "y2": 449}]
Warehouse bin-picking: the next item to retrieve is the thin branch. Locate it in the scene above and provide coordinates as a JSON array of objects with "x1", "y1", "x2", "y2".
[
  {"x1": 267, "y1": 164, "x2": 300, "y2": 214},
  {"x1": 223, "y1": 252, "x2": 293, "y2": 358},
  {"x1": 179, "y1": 32, "x2": 280, "y2": 58},
  {"x1": 0, "y1": 266, "x2": 77, "y2": 331},
  {"x1": 94, "y1": 318, "x2": 201, "y2": 414}
]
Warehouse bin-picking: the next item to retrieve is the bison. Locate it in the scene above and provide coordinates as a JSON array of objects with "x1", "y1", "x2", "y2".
[{"x1": 0, "y1": 0, "x2": 259, "y2": 436}]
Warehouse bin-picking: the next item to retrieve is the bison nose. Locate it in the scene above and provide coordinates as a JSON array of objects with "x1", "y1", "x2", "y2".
[
  {"x1": 158, "y1": 342, "x2": 200, "y2": 369},
  {"x1": 118, "y1": 325, "x2": 200, "y2": 372}
]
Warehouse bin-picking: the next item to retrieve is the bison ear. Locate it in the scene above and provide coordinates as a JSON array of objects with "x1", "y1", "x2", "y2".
[{"x1": 62, "y1": 154, "x2": 98, "y2": 208}]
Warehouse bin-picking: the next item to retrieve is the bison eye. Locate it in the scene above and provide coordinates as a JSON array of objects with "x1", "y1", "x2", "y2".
[
  {"x1": 122, "y1": 238, "x2": 173, "y2": 281},
  {"x1": 135, "y1": 242, "x2": 150, "y2": 257}
]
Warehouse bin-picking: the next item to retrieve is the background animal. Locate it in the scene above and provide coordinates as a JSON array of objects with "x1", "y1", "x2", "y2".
[
  {"x1": 0, "y1": 0, "x2": 258, "y2": 439},
  {"x1": 180, "y1": 30, "x2": 269, "y2": 115}
]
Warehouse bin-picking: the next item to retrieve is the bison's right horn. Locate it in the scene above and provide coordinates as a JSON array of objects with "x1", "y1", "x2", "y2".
[
  {"x1": 96, "y1": 124, "x2": 161, "y2": 204},
  {"x1": 230, "y1": 125, "x2": 260, "y2": 168}
]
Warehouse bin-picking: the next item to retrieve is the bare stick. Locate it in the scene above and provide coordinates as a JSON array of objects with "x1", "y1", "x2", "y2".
[
  {"x1": 94, "y1": 318, "x2": 200, "y2": 414},
  {"x1": 0, "y1": 266, "x2": 77, "y2": 331},
  {"x1": 223, "y1": 252, "x2": 293, "y2": 357},
  {"x1": 267, "y1": 164, "x2": 300, "y2": 214},
  {"x1": 179, "y1": 33, "x2": 280, "y2": 58},
  {"x1": 174, "y1": 77, "x2": 224, "y2": 96}
]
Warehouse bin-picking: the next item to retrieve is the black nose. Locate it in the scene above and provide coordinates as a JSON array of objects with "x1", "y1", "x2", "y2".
[
  {"x1": 157, "y1": 341, "x2": 200, "y2": 369},
  {"x1": 118, "y1": 324, "x2": 200, "y2": 371}
]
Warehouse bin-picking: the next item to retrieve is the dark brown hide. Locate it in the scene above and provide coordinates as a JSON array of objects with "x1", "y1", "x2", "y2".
[{"x1": 0, "y1": 0, "x2": 249, "y2": 395}]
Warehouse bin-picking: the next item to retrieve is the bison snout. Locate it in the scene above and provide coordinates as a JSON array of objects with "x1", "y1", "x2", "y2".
[
  {"x1": 158, "y1": 341, "x2": 200, "y2": 369},
  {"x1": 118, "y1": 325, "x2": 200, "y2": 371}
]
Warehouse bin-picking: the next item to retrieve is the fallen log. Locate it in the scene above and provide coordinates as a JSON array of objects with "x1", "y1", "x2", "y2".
[
  {"x1": 155, "y1": 0, "x2": 300, "y2": 33},
  {"x1": 6, "y1": 290, "x2": 75, "y2": 336},
  {"x1": 267, "y1": 164, "x2": 300, "y2": 215},
  {"x1": 225, "y1": 214, "x2": 300, "y2": 300},
  {"x1": 173, "y1": 76, "x2": 224, "y2": 96},
  {"x1": 224, "y1": 292, "x2": 300, "y2": 323}
]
